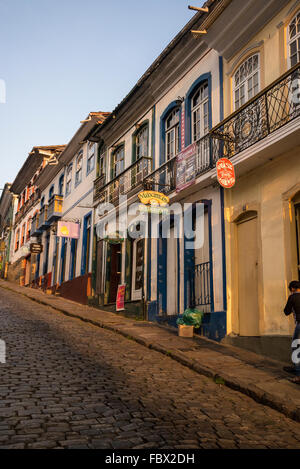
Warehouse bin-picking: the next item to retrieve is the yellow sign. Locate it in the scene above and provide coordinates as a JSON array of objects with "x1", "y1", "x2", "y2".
[{"x1": 138, "y1": 191, "x2": 169, "y2": 207}]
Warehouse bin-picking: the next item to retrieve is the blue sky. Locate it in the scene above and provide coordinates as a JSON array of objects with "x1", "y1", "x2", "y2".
[{"x1": 0, "y1": 0, "x2": 196, "y2": 190}]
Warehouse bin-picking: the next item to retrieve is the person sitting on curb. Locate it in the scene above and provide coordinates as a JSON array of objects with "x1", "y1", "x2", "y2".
[{"x1": 284, "y1": 280, "x2": 300, "y2": 384}]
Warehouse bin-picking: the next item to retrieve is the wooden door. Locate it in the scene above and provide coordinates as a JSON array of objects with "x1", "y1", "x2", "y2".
[{"x1": 237, "y1": 214, "x2": 259, "y2": 336}]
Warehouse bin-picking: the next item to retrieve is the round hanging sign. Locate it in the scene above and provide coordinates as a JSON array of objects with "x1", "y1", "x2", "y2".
[{"x1": 216, "y1": 158, "x2": 236, "y2": 189}]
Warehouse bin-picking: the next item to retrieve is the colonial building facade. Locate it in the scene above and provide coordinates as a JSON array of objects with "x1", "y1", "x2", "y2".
[
  {"x1": 3, "y1": 0, "x2": 300, "y2": 354},
  {"x1": 202, "y1": 0, "x2": 300, "y2": 357},
  {"x1": 91, "y1": 8, "x2": 227, "y2": 340}
]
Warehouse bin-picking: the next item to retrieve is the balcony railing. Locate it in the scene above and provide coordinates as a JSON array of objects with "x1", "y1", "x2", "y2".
[
  {"x1": 47, "y1": 195, "x2": 63, "y2": 223},
  {"x1": 144, "y1": 134, "x2": 212, "y2": 195},
  {"x1": 210, "y1": 62, "x2": 300, "y2": 162},
  {"x1": 31, "y1": 213, "x2": 41, "y2": 237},
  {"x1": 37, "y1": 205, "x2": 49, "y2": 231},
  {"x1": 93, "y1": 157, "x2": 152, "y2": 205}
]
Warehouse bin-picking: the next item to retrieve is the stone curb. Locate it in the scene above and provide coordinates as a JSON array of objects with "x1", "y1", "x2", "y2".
[{"x1": 1, "y1": 282, "x2": 300, "y2": 424}]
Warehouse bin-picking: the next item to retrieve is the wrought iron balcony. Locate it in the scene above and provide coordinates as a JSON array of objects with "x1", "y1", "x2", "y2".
[
  {"x1": 37, "y1": 205, "x2": 49, "y2": 231},
  {"x1": 210, "y1": 62, "x2": 300, "y2": 162},
  {"x1": 47, "y1": 195, "x2": 63, "y2": 224},
  {"x1": 31, "y1": 212, "x2": 42, "y2": 237},
  {"x1": 144, "y1": 134, "x2": 212, "y2": 195},
  {"x1": 93, "y1": 157, "x2": 152, "y2": 205}
]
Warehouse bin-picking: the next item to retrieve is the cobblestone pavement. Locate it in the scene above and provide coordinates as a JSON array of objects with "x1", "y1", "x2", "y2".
[{"x1": 0, "y1": 288, "x2": 300, "y2": 449}]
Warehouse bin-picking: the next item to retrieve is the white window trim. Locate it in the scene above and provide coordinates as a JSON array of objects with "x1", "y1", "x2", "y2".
[
  {"x1": 191, "y1": 83, "x2": 209, "y2": 143},
  {"x1": 287, "y1": 10, "x2": 300, "y2": 69},
  {"x1": 233, "y1": 53, "x2": 261, "y2": 111}
]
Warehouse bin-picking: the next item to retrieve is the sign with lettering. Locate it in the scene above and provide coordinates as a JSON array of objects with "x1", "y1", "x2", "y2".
[
  {"x1": 30, "y1": 243, "x2": 43, "y2": 254},
  {"x1": 116, "y1": 284, "x2": 126, "y2": 312},
  {"x1": 138, "y1": 191, "x2": 169, "y2": 207},
  {"x1": 216, "y1": 158, "x2": 236, "y2": 189},
  {"x1": 176, "y1": 143, "x2": 197, "y2": 193}
]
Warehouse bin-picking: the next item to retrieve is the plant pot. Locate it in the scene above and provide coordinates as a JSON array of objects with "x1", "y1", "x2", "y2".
[{"x1": 178, "y1": 325, "x2": 194, "y2": 338}]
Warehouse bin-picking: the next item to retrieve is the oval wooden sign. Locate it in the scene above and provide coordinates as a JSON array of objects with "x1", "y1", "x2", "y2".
[{"x1": 216, "y1": 158, "x2": 235, "y2": 189}]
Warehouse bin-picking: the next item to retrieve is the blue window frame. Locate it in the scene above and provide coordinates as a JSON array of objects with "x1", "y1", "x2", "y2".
[
  {"x1": 49, "y1": 185, "x2": 54, "y2": 201},
  {"x1": 60, "y1": 237, "x2": 67, "y2": 284},
  {"x1": 69, "y1": 238, "x2": 78, "y2": 281},
  {"x1": 43, "y1": 234, "x2": 50, "y2": 276},
  {"x1": 81, "y1": 212, "x2": 92, "y2": 276},
  {"x1": 185, "y1": 73, "x2": 212, "y2": 147},
  {"x1": 40, "y1": 196, "x2": 45, "y2": 208},
  {"x1": 58, "y1": 174, "x2": 64, "y2": 196},
  {"x1": 160, "y1": 101, "x2": 182, "y2": 166}
]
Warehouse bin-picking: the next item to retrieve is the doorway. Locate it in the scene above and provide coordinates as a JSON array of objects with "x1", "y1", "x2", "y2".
[
  {"x1": 108, "y1": 243, "x2": 122, "y2": 303},
  {"x1": 236, "y1": 211, "x2": 259, "y2": 336},
  {"x1": 167, "y1": 227, "x2": 178, "y2": 315}
]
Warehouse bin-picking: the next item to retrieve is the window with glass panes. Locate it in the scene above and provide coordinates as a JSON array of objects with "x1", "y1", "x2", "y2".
[
  {"x1": 66, "y1": 164, "x2": 72, "y2": 195},
  {"x1": 136, "y1": 126, "x2": 148, "y2": 159},
  {"x1": 289, "y1": 12, "x2": 300, "y2": 67},
  {"x1": 87, "y1": 142, "x2": 95, "y2": 174},
  {"x1": 234, "y1": 54, "x2": 260, "y2": 110},
  {"x1": 75, "y1": 152, "x2": 83, "y2": 185},
  {"x1": 98, "y1": 144, "x2": 106, "y2": 178},
  {"x1": 192, "y1": 82, "x2": 209, "y2": 142},
  {"x1": 113, "y1": 146, "x2": 125, "y2": 177},
  {"x1": 165, "y1": 108, "x2": 180, "y2": 160}
]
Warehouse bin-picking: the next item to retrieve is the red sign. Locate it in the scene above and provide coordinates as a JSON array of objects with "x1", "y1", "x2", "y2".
[
  {"x1": 216, "y1": 158, "x2": 236, "y2": 189},
  {"x1": 116, "y1": 284, "x2": 126, "y2": 312}
]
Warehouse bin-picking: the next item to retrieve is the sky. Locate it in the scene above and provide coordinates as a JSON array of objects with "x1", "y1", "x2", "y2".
[{"x1": 0, "y1": 0, "x2": 197, "y2": 190}]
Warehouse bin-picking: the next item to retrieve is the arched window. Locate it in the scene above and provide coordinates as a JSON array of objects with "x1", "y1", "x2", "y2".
[
  {"x1": 191, "y1": 82, "x2": 209, "y2": 142},
  {"x1": 288, "y1": 11, "x2": 300, "y2": 67},
  {"x1": 58, "y1": 173, "x2": 64, "y2": 196},
  {"x1": 135, "y1": 125, "x2": 149, "y2": 160},
  {"x1": 165, "y1": 107, "x2": 180, "y2": 160},
  {"x1": 75, "y1": 151, "x2": 83, "y2": 186},
  {"x1": 49, "y1": 185, "x2": 54, "y2": 201},
  {"x1": 233, "y1": 54, "x2": 260, "y2": 110},
  {"x1": 66, "y1": 164, "x2": 73, "y2": 195}
]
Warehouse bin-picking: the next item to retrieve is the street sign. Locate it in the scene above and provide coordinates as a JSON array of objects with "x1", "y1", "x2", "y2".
[
  {"x1": 216, "y1": 158, "x2": 236, "y2": 189},
  {"x1": 30, "y1": 243, "x2": 43, "y2": 254}
]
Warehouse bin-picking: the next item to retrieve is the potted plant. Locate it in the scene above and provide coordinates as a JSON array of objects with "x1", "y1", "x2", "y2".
[{"x1": 177, "y1": 308, "x2": 204, "y2": 338}]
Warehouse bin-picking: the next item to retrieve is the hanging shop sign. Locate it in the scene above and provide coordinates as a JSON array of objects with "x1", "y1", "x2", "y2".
[
  {"x1": 216, "y1": 158, "x2": 236, "y2": 189},
  {"x1": 57, "y1": 221, "x2": 80, "y2": 239},
  {"x1": 30, "y1": 243, "x2": 43, "y2": 254},
  {"x1": 176, "y1": 143, "x2": 197, "y2": 193},
  {"x1": 138, "y1": 191, "x2": 169, "y2": 207},
  {"x1": 0, "y1": 241, "x2": 6, "y2": 251},
  {"x1": 116, "y1": 284, "x2": 126, "y2": 312}
]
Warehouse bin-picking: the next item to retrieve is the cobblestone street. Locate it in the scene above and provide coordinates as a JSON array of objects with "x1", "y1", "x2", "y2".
[{"x1": 1, "y1": 287, "x2": 300, "y2": 449}]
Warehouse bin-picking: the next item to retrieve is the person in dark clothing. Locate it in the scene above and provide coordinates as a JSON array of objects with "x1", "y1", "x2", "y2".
[{"x1": 284, "y1": 280, "x2": 300, "y2": 384}]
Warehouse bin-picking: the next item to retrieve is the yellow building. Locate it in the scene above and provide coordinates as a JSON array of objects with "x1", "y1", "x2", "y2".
[{"x1": 200, "y1": 0, "x2": 300, "y2": 359}]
